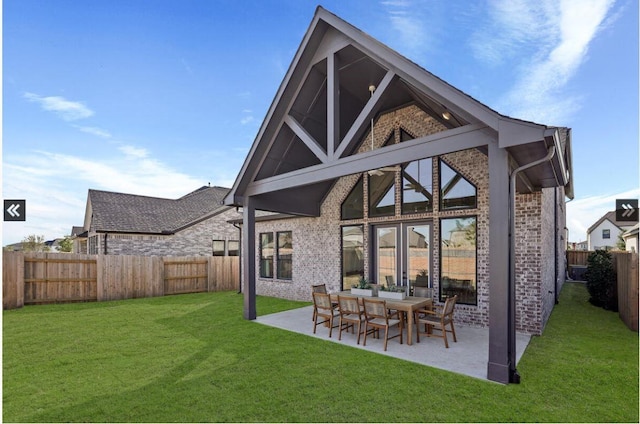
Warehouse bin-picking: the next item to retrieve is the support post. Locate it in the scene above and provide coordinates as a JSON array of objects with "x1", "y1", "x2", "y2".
[
  {"x1": 487, "y1": 141, "x2": 514, "y2": 384},
  {"x1": 242, "y1": 197, "x2": 257, "y2": 320}
]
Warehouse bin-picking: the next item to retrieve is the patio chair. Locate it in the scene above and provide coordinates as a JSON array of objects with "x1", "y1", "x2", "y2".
[
  {"x1": 337, "y1": 295, "x2": 367, "y2": 344},
  {"x1": 413, "y1": 286, "x2": 432, "y2": 298},
  {"x1": 311, "y1": 284, "x2": 327, "y2": 293},
  {"x1": 414, "y1": 295, "x2": 458, "y2": 348},
  {"x1": 362, "y1": 298, "x2": 403, "y2": 351},
  {"x1": 311, "y1": 284, "x2": 337, "y2": 321},
  {"x1": 312, "y1": 292, "x2": 339, "y2": 337}
]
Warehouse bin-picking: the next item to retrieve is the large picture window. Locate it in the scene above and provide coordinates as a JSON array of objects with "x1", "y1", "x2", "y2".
[
  {"x1": 341, "y1": 225, "x2": 364, "y2": 290},
  {"x1": 440, "y1": 217, "x2": 477, "y2": 305},
  {"x1": 277, "y1": 231, "x2": 293, "y2": 280},
  {"x1": 260, "y1": 233, "x2": 274, "y2": 278}
]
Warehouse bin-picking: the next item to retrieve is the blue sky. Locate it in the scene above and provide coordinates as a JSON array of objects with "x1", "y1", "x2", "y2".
[{"x1": 2, "y1": 0, "x2": 638, "y2": 245}]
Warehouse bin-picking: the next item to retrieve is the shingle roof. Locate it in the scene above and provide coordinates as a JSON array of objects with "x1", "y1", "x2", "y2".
[
  {"x1": 587, "y1": 210, "x2": 637, "y2": 234},
  {"x1": 70, "y1": 225, "x2": 86, "y2": 237},
  {"x1": 88, "y1": 186, "x2": 231, "y2": 234}
]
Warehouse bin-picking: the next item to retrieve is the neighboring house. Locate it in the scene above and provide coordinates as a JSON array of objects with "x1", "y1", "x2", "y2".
[
  {"x1": 622, "y1": 223, "x2": 639, "y2": 253},
  {"x1": 70, "y1": 226, "x2": 88, "y2": 254},
  {"x1": 586, "y1": 211, "x2": 635, "y2": 251},
  {"x1": 568, "y1": 241, "x2": 588, "y2": 251},
  {"x1": 224, "y1": 7, "x2": 573, "y2": 384},
  {"x1": 75, "y1": 186, "x2": 241, "y2": 256}
]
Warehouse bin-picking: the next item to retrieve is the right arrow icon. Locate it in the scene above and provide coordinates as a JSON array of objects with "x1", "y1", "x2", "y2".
[{"x1": 616, "y1": 199, "x2": 639, "y2": 222}]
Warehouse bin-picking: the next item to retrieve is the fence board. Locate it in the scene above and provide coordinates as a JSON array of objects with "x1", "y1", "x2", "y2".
[
  {"x1": 164, "y1": 256, "x2": 208, "y2": 295},
  {"x1": 21, "y1": 252, "x2": 97, "y2": 305},
  {"x1": 3, "y1": 252, "x2": 239, "y2": 309},
  {"x1": 3, "y1": 252, "x2": 24, "y2": 309},
  {"x1": 566, "y1": 250, "x2": 590, "y2": 266},
  {"x1": 615, "y1": 252, "x2": 639, "y2": 332},
  {"x1": 567, "y1": 250, "x2": 639, "y2": 332}
]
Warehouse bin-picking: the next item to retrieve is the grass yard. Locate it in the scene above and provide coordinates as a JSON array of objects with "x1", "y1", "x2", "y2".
[{"x1": 3, "y1": 282, "x2": 638, "y2": 422}]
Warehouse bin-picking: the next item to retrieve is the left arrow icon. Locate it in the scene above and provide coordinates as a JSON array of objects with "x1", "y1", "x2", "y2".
[
  {"x1": 4, "y1": 200, "x2": 26, "y2": 221},
  {"x1": 7, "y1": 204, "x2": 20, "y2": 217}
]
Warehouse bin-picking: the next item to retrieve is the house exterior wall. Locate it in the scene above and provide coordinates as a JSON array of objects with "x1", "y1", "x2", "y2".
[
  {"x1": 587, "y1": 220, "x2": 623, "y2": 250},
  {"x1": 250, "y1": 105, "x2": 563, "y2": 335},
  {"x1": 87, "y1": 208, "x2": 241, "y2": 256},
  {"x1": 624, "y1": 233, "x2": 639, "y2": 253}
]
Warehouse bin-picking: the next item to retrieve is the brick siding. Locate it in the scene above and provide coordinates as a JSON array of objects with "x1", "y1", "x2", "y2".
[
  {"x1": 88, "y1": 208, "x2": 241, "y2": 256},
  {"x1": 251, "y1": 104, "x2": 563, "y2": 335}
]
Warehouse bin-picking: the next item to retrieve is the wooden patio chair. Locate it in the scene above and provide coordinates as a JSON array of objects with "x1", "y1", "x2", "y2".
[
  {"x1": 311, "y1": 284, "x2": 337, "y2": 321},
  {"x1": 312, "y1": 292, "x2": 339, "y2": 337},
  {"x1": 362, "y1": 298, "x2": 403, "y2": 351},
  {"x1": 311, "y1": 284, "x2": 327, "y2": 293},
  {"x1": 414, "y1": 295, "x2": 458, "y2": 348},
  {"x1": 413, "y1": 286, "x2": 432, "y2": 298},
  {"x1": 337, "y1": 295, "x2": 368, "y2": 344}
]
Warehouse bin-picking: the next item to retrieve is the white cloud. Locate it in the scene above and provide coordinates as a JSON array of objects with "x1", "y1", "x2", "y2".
[
  {"x1": 473, "y1": 0, "x2": 616, "y2": 124},
  {"x1": 74, "y1": 125, "x2": 112, "y2": 138},
  {"x1": 566, "y1": 188, "x2": 640, "y2": 242},
  {"x1": 23, "y1": 92, "x2": 94, "y2": 121},
  {"x1": 119, "y1": 145, "x2": 149, "y2": 159},
  {"x1": 2, "y1": 146, "x2": 205, "y2": 245},
  {"x1": 380, "y1": 0, "x2": 429, "y2": 54},
  {"x1": 240, "y1": 116, "x2": 254, "y2": 125}
]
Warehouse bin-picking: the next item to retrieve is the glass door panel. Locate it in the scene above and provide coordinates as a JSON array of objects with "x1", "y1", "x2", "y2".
[
  {"x1": 376, "y1": 227, "x2": 397, "y2": 288},
  {"x1": 406, "y1": 224, "x2": 430, "y2": 289}
]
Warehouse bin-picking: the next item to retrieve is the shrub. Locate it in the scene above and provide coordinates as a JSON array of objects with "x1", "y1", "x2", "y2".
[{"x1": 584, "y1": 250, "x2": 618, "y2": 311}]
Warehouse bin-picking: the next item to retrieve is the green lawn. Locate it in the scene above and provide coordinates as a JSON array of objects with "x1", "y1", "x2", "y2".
[{"x1": 3, "y1": 282, "x2": 638, "y2": 422}]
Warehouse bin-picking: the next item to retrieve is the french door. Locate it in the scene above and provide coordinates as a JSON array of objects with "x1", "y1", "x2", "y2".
[{"x1": 373, "y1": 222, "x2": 431, "y2": 289}]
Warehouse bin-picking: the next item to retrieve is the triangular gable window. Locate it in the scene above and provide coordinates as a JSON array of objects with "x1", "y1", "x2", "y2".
[
  {"x1": 402, "y1": 158, "x2": 433, "y2": 214},
  {"x1": 439, "y1": 159, "x2": 477, "y2": 210},
  {"x1": 369, "y1": 171, "x2": 395, "y2": 217},
  {"x1": 341, "y1": 176, "x2": 364, "y2": 220},
  {"x1": 399, "y1": 128, "x2": 414, "y2": 142}
]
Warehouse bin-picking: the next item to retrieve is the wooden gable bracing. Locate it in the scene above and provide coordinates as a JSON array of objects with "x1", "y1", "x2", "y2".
[{"x1": 224, "y1": 6, "x2": 573, "y2": 385}]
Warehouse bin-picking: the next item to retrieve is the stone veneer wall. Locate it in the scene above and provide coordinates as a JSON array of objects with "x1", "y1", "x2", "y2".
[
  {"x1": 90, "y1": 207, "x2": 242, "y2": 256},
  {"x1": 252, "y1": 104, "x2": 561, "y2": 335}
]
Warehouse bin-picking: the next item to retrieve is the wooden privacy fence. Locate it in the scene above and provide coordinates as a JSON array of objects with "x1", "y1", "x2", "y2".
[
  {"x1": 3, "y1": 252, "x2": 239, "y2": 309},
  {"x1": 567, "y1": 250, "x2": 639, "y2": 332},
  {"x1": 613, "y1": 252, "x2": 639, "y2": 332}
]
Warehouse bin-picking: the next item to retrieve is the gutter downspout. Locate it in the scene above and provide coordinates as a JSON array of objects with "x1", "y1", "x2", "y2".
[
  {"x1": 509, "y1": 145, "x2": 556, "y2": 384},
  {"x1": 103, "y1": 233, "x2": 108, "y2": 255}
]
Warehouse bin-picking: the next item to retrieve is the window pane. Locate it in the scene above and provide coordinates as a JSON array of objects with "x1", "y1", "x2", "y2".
[
  {"x1": 399, "y1": 128, "x2": 414, "y2": 142},
  {"x1": 369, "y1": 171, "x2": 395, "y2": 217},
  {"x1": 260, "y1": 233, "x2": 274, "y2": 278},
  {"x1": 602, "y1": 229, "x2": 610, "y2": 239},
  {"x1": 277, "y1": 231, "x2": 292, "y2": 280},
  {"x1": 341, "y1": 225, "x2": 364, "y2": 290},
  {"x1": 341, "y1": 176, "x2": 364, "y2": 220},
  {"x1": 407, "y1": 224, "x2": 430, "y2": 288},
  {"x1": 228, "y1": 240, "x2": 240, "y2": 256},
  {"x1": 402, "y1": 158, "x2": 433, "y2": 214},
  {"x1": 377, "y1": 227, "x2": 397, "y2": 288},
  {"x1": 440, "y1": 217, "x2": 477, "y2": 305},
  {"x1": 212, "y1": 240, "x2": 225, "y2": 256},
  {"x1": 440, "y1": 160, "x2": 477, "y2": 210}
]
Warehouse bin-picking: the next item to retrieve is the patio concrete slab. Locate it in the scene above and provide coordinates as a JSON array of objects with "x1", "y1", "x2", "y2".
[{"x1": 255, "y1": 305, "x2": 531, "y2": 382}]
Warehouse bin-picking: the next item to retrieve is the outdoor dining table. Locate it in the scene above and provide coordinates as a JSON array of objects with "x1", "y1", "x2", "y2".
[{"x1": 332, "y1": 291, "x2": 433, "y2": 346}]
